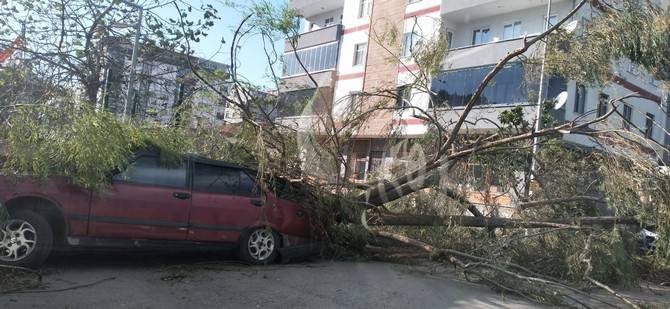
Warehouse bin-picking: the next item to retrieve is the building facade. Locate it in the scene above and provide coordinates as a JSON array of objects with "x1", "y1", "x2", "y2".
[
  {"x1": 283, "y1": 0, "x2": 670, "y2": 182},
  {"x1": 100, "y1": 38, "x2": 237, "y2": 127}
]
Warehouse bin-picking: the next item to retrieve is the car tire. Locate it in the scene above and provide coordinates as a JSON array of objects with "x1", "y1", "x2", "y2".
[
  {"x1": 0, "y1": 210, "x2": 53, "y2": 268},
  {"x1": 239, "y1": 228, "x2": 280, "y2": 265}
]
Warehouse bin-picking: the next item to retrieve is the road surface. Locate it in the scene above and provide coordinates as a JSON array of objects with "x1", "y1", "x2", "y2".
[{"x1": 1, "y1": 252, "x2": 539, "y2": 309}]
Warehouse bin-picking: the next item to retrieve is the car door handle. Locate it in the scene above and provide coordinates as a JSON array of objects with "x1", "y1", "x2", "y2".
[
  {"x1": 173, "y1": 192, "x2": 191, "y2": 200},
  {"x1": 250, "y1": 199, "x2": 265, "y2": 207}
]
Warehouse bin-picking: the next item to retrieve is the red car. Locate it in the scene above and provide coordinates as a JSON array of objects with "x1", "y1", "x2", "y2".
[{"x1": 0, "y1": 152, "x2": 317, "y2": 268}]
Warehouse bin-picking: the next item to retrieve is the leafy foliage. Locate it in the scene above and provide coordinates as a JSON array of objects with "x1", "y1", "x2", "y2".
[
  {"x1": 546, "y1": 0, "x2": 670, "y2": 85},
  {"x1": 1, "y1": 104, "x2": 190, "y2": 191}
]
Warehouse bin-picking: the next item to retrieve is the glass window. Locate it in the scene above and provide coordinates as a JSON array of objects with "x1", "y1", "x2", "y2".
[
  {"x1": 622, "y1": 104, "x2": 632, "y2": 130},
  {"x1": 324, "y1": 17, "x2": 334, "y2": 27},
  {"x1": 430, "y1": 63, "x2": 529, "y2": 108},
  {"x1": 194, "y1": 164, "x2": 260, "y2": 197},
  {"x1": 114, "y1": 156, "x2": 187, "y2": 188},
  {"x1": 354, "y1": 43, "x2": 367, "y2": 66},
  {"x1": 472, "y1": 28, "x2": 490, "y2": 45},
  {"x1": 401, "y1": 32, "x2": 417, "y2": 58},
  {"x1": 358, "y1": 0, "x2": 372, "y2": 18},
  {"x1": 194, "y1": 164, "x2": 239, "y2": 194},
  {"x1": 282, "y1": 43, "x2": 338, "y2": 76},
  {"x1": 545, "y1": 15, "x2": 558, "y2": 31},
  {"x1": 503, "y1": 21, "x2": 522, "y2": 40},
  {"x1": 395, "y1": 85, "x2": 411, "y2": 109},
  {"x1": 645, "y1": 113, "x2": 655, "y2": 139},
  {"x1": 574, "y1": 84, "x2": 586, "y2": 113},
  {"x1": 239, "y1": 171, "x2": 261, "y2": 196},
  {"x1": 597, "y1": 93, "x2": 609, "y2": 117},
  {"x1": 446, "y1": 31, "x2": 453, "y2": 49}
]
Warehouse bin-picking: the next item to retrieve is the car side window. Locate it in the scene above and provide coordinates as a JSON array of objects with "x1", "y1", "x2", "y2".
[
  {"x1": 194, "y1": 164, "x2": 239, "y2": 195},
  {"x1": 239, "y1": 171, "x2": 261, "y2": 197},
  {"x1": 113, "y1": 156, "x2": 187, "y2": 188}
]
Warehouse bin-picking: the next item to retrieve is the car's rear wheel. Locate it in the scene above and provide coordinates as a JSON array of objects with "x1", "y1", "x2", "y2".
[
  {"x1": 0, "y1": 210, "x2": 53, "y2": 268},
  {"x1": 239, "y1": 228, "x2": 279, "y2": 265}
]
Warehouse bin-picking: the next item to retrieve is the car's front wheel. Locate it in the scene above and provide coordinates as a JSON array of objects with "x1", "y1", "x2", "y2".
[
  {"x1": 0, "y1": 210, "x2": 53, "y2": 268},
  {"x1": 239, "y1": 228, "x2": 279, "y2": 265}
]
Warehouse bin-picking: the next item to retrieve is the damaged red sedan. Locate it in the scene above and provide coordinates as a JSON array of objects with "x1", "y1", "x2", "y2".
[{"x1": 0, "y1": 152, "x2": 317, "y2": 268}]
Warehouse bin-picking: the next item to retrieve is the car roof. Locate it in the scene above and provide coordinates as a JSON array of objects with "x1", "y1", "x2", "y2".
[
  {"x1": 135, "y1": 151, "x2": 257, "y2": 173},
  {"x1": 186, "y1": 154, "x2": 258, "y2": 173}
]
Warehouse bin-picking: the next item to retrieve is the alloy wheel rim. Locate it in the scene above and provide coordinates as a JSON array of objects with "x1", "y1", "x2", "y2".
[
  {"x1": 247, "y1": 229, "x2": 275, "y2": 261},
  {"x1": 0, "y1": 220, "x2": 37, "y2": 262}
]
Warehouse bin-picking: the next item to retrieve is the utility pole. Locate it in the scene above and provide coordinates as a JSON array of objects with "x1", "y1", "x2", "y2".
[
  {"x1": 121, "y1": 1, "x2": 143, "y2": 121},
  {"x1": 529, "y1": 0, "x2": 553, "y2": 184}
]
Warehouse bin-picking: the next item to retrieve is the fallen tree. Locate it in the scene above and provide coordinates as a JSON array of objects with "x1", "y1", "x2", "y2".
[{"x1": 371, "y1": 214, "x2": 641, "y2": 229}]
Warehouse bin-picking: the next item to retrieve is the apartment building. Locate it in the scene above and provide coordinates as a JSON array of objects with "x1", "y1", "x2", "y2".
[
  {"x1": 283, "y1": 0, "x2": 669, "y2": 181},
  {"x1": 100, "y1": 37, "x2": 237, "y2": 127}
]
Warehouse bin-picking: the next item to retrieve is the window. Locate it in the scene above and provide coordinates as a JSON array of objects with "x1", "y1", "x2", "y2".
[
  {"x1": 395, "y1": 85, "x2": 412, "y2": 109},
  {"x1": 354, "y1": 157, "x2": 368, "y2": 180},
  {"x1": 503, "y1": 21, "x2": 522, "y2": 40},
  {"x1": 283, "y1": 42, "x2": 338, "y2": 76},
  {"x1": 574, "y1": 84, "x2": 586, "y2": 113},
  {"x1": 544, "y1": 15, "x2": 558, "y2": 31},
  {"x1": 324, "y1": 17, "x2": 334, "y2": 27},
  {"x1": 430, "y1": 63, "x2": 528, "y2": 107},
  {"x1": 622, "y1": 104, "x2": 632, "y2": 130},
  {"x1": 597, "y1": 93, "x2": 609, "y2": 117},
  {"x1": 402, "y1": 32, "x2": 420, "y2": 58},
  {"x1": 358, "y1": 0, "x2": 372, "y2": 18},
  {"x1": 114, "y1": 156, "x2": 187, "y2": 188},
  {"x1": 644, "y1": 113, "x2": 655, "y2": 139},
  {"x1": 368, "y1": 151, "x2": 384, "y2": 174},
  {"x1": 407, "y1": 0, "x2": 422, "y2": 3},
  {"x1": 446, "y1": 31, "x2": 453, "y2": 49},
  {"x1": 472, "y1": 28, "x2": 491, "y2": 45},
  {"x1": 194, "y1": 164, "x2": 260, "y2": 196},
  {"x1": 348, "y1": 91, "x2": 364, "y2": 113},
  {"x1": 353, "y1": 43, "x2": 367, "y2": 66}
]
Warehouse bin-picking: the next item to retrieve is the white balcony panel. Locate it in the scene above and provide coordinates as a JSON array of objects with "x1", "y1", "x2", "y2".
[{"x1": 442, "y1": 37, "x2": 541, "y2": 70}]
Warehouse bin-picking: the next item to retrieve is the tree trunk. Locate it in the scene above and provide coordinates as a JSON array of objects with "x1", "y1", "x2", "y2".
[{"x1": 371, "y1": 214, "x2": 640, "y2": 229}]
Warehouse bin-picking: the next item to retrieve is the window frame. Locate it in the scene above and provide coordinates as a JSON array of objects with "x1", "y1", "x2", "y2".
[
  {"x1": 644, "y1": 113, "x2": 655, "y2": 139},
  {"x1": 574, "y1": 84, "x2": 586, "y2": 114},
  {"x1": 597, "y1": 93, "x2": 609, "y2": 117},
  {"x1": 472, "y1": 27, "x2": 491, "y2": 45},
  {"x1": 353, "y1": 42, "x2": 367, "y2": 67},
  {"x1": 358, "y1": 0, "x2": 372, "y2": 19},
  {"x1": 192, "y1": 162, "x2": 261, "y2": 197},
  {"x1": 622, "y1": 104, "x2": 632, "y2": 130},
  {"x1": 113, "y1": 154, "x2": 188, "y2": 189},
  {"x1": 502, "y1": 21, "x2": 522, "y2": 40}
]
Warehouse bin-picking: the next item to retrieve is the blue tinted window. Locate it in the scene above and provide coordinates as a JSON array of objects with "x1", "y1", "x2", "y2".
[{"x1": 431, "y1": 63, "x2": 549, "y2": 107}]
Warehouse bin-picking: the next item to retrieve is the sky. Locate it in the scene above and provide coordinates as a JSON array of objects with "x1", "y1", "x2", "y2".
[{"x1": 155, "y1": 0, "x2": 287, "y2": 88}]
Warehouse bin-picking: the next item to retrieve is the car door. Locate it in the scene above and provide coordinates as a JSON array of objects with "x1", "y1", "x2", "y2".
[
  {"x1": 88, "y1": 154, "x2": 191, "y2": 240},
  {"x1": 188, "y1": 163, "x2": 268, "y2": 243}
]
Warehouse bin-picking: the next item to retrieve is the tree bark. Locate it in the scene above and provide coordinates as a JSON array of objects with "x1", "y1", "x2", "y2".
[{"x1": 372, "y1": 214, "x2": 640, "y2": 229}]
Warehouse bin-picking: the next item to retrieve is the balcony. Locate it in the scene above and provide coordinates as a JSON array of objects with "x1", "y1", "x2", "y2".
[
  {"x1": 442, "y1": 36, "x2": 541, "y2": 70},
  {"x1": 284, "y1": 24, "x2": 342, "y2": 53},
  {"x1": 442, "y1": 0, "x2": 568, "y2": 23},
  {"x1": 289, "y1": 0, "x2": 344, "y2": 18}
]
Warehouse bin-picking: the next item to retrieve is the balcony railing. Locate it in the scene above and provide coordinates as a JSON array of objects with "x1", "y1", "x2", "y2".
[
  {"x1": 443, "y1": 36, "x2": 541, "y2": 70},
  {"x1": 284, "y1": 24, "x2": 342, "y2": 52},
  {"x1": 283, "y1": 25, "x2": 342, "y2": 78}
]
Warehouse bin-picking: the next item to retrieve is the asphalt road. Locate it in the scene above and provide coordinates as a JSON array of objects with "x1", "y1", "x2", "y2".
[{"x1": 1, "y1": 252, "x2": 540, "y2": 309}]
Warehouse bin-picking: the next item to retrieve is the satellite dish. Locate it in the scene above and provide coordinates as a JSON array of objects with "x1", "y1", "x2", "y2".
[
  {"x1": 554, "y1": 91, "x2": 569, "y2": 110},
  {"x1": 561, "y1": 20, "x2": 579, "y2": 34}
]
